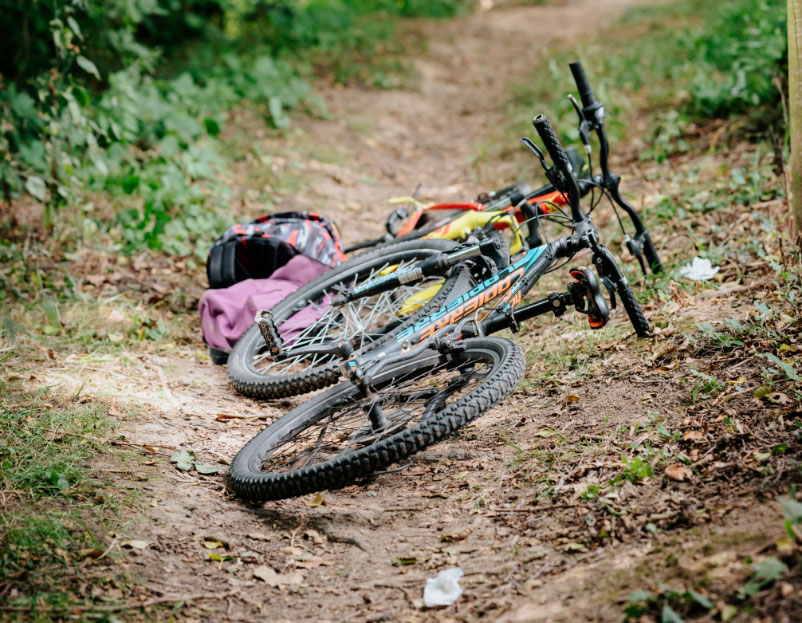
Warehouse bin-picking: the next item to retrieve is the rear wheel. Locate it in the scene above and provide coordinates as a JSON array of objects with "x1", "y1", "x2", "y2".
[
  {"x1": 228, "y1": 337, "x2": 525, "y2": 501},
  {"x1": 227, "y1": 239, "x2": 460, "y2": 400}
]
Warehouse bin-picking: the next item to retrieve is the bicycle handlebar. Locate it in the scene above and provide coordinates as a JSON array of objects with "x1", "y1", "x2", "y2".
[
  {"x1": 532, "y1": 114, "x2": 583, "y2": 222},
  {"x1": 569, "y1": 61, "x2": 597, "y2": 110}
]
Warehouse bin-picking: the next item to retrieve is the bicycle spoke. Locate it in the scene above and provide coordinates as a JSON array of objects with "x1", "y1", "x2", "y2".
[
  {"x1": 250, "y1": 257, "x2": 443, "y2": 377},
  {"x1": 258, "y1": 353, "x2": 490, "y2": 474}
]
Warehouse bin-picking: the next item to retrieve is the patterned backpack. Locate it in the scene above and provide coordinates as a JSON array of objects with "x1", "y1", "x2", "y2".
[{"x1": 206, "y1": 211, "x2": 346, "y2": 289}]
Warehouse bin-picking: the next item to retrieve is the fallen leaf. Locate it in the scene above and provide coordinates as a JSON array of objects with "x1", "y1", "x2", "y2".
[
  {"x1": 394, "y1": 557, "x2": 418, "y2": 566},
  {"x1": 754, "y1": 385, "x2": 773, "y2": 399},
  {"x1": 248, "y1": 532, "x2": 271, "y2": 541},
  {"x1": 766, "y1": 392, "x2": 791, "y2": 405},
  {"x1": 721, "y1": 604, "x2": 737, "y2": 621},
  {"x1": 202, "y1": 540, "x2": 224, "y2": 550},
  {"x1": 775, "y1": 536, "x2": 795, "y2": 555},
  {"x1": 304, "y1": 529, "x2": 325, "y2": 545},
  {"x1": 194, "y1": 462, "x2": 221, "y2": 475},
  {"x1": 79, "y1": 548, "x2": 105, "y2": 559},
  {"x1": 295, "y1": 557, "x2": 333, "y2": 569},
  {"x1": 253, "y1": 565, "x2": 279, "y2": 585},
  {"x1": 276, "y1": 571, "x2": 303, "y2": 586},
  {"x1": 682, "y1": 430, "x2": 704, "y2": 442},
  {"x1": 452, "y1": 471, "x2": 469, "y2": 480},
  {"x1": 169, "y1": 450, "x2": 195, "y2": 471},
  {"x1": 440, "y1": 529, "x2": 471, "y2": 543},
  {"x1": 239, "y1": 551, "x2": 260, "y2": 562},
  {"x1": 305, "y1": 493, "x2": 326, "y2": 507},
  {"x1": 216, "y1": 414, "x2": 248, "y2": 421},
  {"x1": 563, "y1": 394, "x2": 581, "y2": 403},
  {"x1": 665, "y1": 464, "x2": 692, "y2": 482},
  {"x1": 121, "y1": 540, "x2": 148, "y2": 549},
  {"x1": 207, "y1": 552, "x2": 234, "y2": 562},
  {"x1": 564, "y1": 543, "x2": 587, "y2": 553}
]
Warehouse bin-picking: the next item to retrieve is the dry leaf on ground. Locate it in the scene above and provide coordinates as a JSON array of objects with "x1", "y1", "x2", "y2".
[{"x1": 665, "y1": 464, "x2": 692, "y2": 482}]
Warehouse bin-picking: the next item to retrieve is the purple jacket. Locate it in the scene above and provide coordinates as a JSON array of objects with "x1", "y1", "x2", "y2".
[{"x1": 199, "y1": 254, "x2": 330, "y2": 350}]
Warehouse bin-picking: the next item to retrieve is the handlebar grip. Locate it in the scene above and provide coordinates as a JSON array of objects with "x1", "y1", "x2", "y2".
[
  {"x1": 532, "y1": 114, "x2": 573, "y2": 181},
  {"x1": 532, "y1": 114, "x2": 582, "y2": 217},
  {"x1": 569, "y1": 61, "x2": 597, "y2": 109}
]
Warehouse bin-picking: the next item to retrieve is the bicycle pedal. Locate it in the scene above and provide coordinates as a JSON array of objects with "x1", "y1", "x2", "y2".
[
  {"x1": 569, "y1": 267, "x2": 609, "y2": 330},
  {"x1": 255, "y1": 310, "x2": 284, "y2": 358}
]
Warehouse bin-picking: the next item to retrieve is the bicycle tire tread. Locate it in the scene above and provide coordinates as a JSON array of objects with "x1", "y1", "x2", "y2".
[{"x1": 228, "y1": 338, "x2": 525, "y2": 501}]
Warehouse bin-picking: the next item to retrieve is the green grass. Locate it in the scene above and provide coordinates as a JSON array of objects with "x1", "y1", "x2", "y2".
[
  {"x1": 0, "y1": 385, "x2": 147, "y2": 621},
  {"x1": 494, "y1": 0, "x2": 785, "y2": 180}
]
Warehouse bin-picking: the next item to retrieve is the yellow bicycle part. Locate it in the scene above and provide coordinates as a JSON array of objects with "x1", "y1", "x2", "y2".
[
  {"x1": 397, "y1": 280, "x2": 445, "y2": 316},
  {"x1": 422, "y1": 209, "x2": 523, "y2": 253}
]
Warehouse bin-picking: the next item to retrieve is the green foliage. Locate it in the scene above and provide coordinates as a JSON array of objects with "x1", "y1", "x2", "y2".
[
  {"x1": 1, "y1": 0, "x2": 472, "y2": 257},
  {"x1": 0, "y1": 387, "x2": 141, "y2": 619},
  {"x1": 624, "y1": 583, "x2": 714, "y2": 622},
  {"x1": 739, "y1": 556, "x2": 788, "y2": 598},
  {"x1": 618, "y1": 455, "x2": 654, "y2": 483},
  {"x1": 511, "y1": 0, "x2": 786, "y2": 162},
  {"x1": 781, "y1": 494, "x2": 802, "y2": 540}
]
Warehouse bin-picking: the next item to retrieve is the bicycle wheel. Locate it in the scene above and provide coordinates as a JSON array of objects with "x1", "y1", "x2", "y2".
[
  {"x1": 228, "y1": 337, "x2": 525, "y2": 501},
  {"x1": 227, "y1": 239, "x2": 461, "y2": 400}
]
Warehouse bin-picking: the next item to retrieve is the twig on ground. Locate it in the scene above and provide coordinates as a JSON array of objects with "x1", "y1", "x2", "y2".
[
  {"x1": 375, "y1": 583, "x2": 416, "y2": 607},
  {"x1": 488, "y1": 503, "x2": 579, "y2": 514},
  {"x1": 0, "y1": 589, "x2": 240, "y2": 613}
]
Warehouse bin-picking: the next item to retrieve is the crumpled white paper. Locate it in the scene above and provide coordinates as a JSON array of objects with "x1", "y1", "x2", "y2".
[
  {"x1": 423, "y1": 567, "x2": 464, "y2": 607},
  {"x1": 678, "y1": 256, "x2": 720, "y2": 281}
]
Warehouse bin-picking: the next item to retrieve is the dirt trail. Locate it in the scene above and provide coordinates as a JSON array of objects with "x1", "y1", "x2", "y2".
[
  {"x1": 232, "y1": 0, "x2": 637, "y2": 249},
  {"x1": 45, "y1": 1, "x2": 801, "y2": 621}
]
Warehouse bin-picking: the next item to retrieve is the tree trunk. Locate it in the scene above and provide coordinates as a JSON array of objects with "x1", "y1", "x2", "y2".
[{"x1": 790, "y1": 0, "x2": 802, "y2": 232}]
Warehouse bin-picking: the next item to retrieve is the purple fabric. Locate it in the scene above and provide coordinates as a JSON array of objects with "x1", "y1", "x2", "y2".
[{"x1": 199, "y1": 254, "x2": 330, "y2": 350}]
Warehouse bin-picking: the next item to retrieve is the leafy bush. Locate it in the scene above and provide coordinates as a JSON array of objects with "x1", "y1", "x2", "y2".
[
  {"x1": 0, "y1": 0, "x2": 473, "y2": 259},
  {"x1": 685, "y1": 0, "x2": 787, "y2": 119}
]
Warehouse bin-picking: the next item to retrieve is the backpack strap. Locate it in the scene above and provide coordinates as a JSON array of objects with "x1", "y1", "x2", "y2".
[{"x1": 207, "y1": 240, "x2": 240, "y2": 289}]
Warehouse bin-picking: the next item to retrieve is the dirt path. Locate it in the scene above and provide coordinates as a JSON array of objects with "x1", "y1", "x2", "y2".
[
  {"x1": 45, "y1": 1, "x2": 802, "y2": 621},
  {"x1": 229, "y1": 0, "x2": 637, "y2": 249}
]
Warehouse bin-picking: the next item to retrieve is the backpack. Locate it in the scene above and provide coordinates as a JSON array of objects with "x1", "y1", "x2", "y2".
[{"x1": 206, "y1": 211, "x2": 346, "y2": 289}]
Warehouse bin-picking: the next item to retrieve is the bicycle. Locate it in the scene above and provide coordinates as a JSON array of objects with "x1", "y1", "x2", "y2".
[
  {"x1": 226, "y1": 61, "x2": 662, "y2": 402},
  {"x1": 227, "y1": 61, "x2": 652, "y2": 502}
]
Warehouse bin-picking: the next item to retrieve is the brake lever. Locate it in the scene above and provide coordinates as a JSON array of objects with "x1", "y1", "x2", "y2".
[
  {"x1": 520, "y1": 137, "x2": 547, "y2": 169},
  {"x1": 567, "y1": 94, "x2": 592, "y2": 152},
  {"x1": 521, "y1": 136, "x2": 567, "y2": 191}
]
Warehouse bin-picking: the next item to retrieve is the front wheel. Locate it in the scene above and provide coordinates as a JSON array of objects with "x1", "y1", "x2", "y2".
[{"x1": 228, "y1": 337, "x2": 525, "y2": 502}]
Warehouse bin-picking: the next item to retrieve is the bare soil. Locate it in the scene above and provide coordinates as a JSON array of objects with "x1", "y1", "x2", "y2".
[{"x1": 15, "y1": 0, "x2": 802, "y2": 621}]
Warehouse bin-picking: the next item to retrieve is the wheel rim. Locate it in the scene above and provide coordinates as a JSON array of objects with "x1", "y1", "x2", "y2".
[
  {"x1": 250, "y1": 346, "x2": 501, "y2": 476},
  {"x1": 249, "y1": 256, "x2": 445, "y2": 378}
]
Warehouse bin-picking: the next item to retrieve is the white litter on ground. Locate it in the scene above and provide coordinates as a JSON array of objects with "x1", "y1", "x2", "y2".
[
  {"x1": 423, "y1": 567, "x2": 464, "y2": 607},
  {"x1": 679, "y1": 256, "x2": 720, "y2": 281}
]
